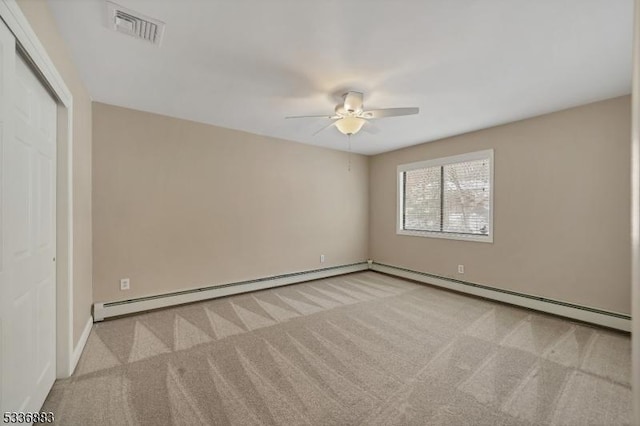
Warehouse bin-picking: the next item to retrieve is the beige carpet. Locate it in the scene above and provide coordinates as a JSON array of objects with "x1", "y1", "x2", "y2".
[{"x1": 41, "y1": 272, "x2": 631, "y2": 425}]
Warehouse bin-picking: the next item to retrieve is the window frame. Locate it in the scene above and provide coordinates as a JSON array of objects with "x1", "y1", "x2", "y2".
[{"x1": 397, "y1": 149, "x2": 494, "y2": 243}]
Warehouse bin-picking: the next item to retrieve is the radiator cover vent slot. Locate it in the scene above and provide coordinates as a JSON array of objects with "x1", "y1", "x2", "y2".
[{"x1": 106, "y1": 1, "x2": 165, "y2": 45}]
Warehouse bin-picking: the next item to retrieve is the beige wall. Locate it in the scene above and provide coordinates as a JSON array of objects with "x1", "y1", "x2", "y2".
[
  {"x1": 370, "y1": 96, "x2": 631, "y2": 314},
  {"x1": 17, "y1": 0, "x2": 93, "y2": 345},
  {"x1": 92, "y1": 103, "x2": 368, "y2": 302}
]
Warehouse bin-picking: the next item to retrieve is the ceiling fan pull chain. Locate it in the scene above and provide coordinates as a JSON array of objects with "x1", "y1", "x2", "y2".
[{"x1": 348, "y1": 134, "x2": 352, "y2": 172}]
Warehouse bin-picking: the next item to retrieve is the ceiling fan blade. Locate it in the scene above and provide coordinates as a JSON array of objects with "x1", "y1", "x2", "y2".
[
  {"x1": 343, "y1": 91, "x2": 364, "y2": 113},
  {"x1": 362, "y1": 121, "x2": 380, "y2": 134},
  {"x1": 285, "y1": 114, "x2": 335, "y2": 119},
  {"x1": 312, "y1": 120, "x2": 338, "y2": 136},
  {"x1": 362, "y1": 107, "x2": 419, "y2": 119}
]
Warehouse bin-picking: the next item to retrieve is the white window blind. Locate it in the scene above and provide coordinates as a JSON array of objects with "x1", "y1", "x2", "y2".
[
  {"x1": 398, "y1": 150, "x2": 493, "y2": 242},
  {"x1": 403, "y1": 167, "x2": 441, "y2": 232}
]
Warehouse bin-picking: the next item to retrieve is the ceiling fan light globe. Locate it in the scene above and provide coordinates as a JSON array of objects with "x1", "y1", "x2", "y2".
[{"x1": 335, "y1": 117, "x2": 366, "y2": 135}]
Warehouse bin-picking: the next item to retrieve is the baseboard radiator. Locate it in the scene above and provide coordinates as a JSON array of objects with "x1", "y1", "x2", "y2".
[
  {"x1": 94, "y1": 260, "x2": 630, "y2": 332},
  {"x1": 93, "y1": 262, "x2": 369, "y2": 321},
  {"x1": 371, "y1": 262, "x2": 631, "y2": 332}
]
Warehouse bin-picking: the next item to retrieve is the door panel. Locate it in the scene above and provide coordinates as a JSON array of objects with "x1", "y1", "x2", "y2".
[
  {"x1": 6, "y1": 132, "x2": 32, "y2": 263},
  {"x1": 0, "y1": 19, "x2": 57, "y2": 415}
]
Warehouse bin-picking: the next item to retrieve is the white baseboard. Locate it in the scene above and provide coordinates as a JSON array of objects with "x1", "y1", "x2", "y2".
[
  {"x1": 69, "y1": 315, "x2": 93, "y2": 375},
  {"x1": 94, "y1": 262, "x2": 368, "y2": 322},
  {"x1": 371, "y1": 262, "x2": 631, "y2": 332}
]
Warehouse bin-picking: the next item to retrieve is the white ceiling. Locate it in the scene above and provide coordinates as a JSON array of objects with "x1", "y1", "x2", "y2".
[{"x1": 47, "y1": 0, "x2": 633, "y2": 155}]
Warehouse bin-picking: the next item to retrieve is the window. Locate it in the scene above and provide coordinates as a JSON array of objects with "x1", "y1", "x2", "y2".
[{"x1": 397, "y1": 150, "x2": 493, "y2": 242}]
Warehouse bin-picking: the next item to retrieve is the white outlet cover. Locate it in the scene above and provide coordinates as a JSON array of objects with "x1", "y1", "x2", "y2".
[{"x1": 120, "y1": 278, "x2": 130, "y2": 290}]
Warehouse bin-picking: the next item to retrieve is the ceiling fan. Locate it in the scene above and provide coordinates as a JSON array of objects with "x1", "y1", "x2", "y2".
[{"x1": 286, "y1": 91, "x2": 419, "y2": 136}]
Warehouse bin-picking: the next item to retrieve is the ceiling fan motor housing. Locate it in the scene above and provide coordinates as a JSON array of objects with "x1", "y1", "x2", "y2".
[{"x1": 343, "y1": 91, "x2": 364, "y2": 115}]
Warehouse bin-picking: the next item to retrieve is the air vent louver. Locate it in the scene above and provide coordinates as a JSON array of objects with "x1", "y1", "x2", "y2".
[{"x1": 106, "y1": 1, "x2": 165, "y2": 46}]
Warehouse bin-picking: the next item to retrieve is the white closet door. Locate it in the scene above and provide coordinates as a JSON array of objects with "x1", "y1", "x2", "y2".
[{"x1": 0, "y1": 19, "x2": 57, "y2": 414}]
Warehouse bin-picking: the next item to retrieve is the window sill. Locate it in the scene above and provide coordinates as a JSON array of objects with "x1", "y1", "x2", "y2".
[{"x1": 397, "y1": 229, "x2": 493, "y2": 243}]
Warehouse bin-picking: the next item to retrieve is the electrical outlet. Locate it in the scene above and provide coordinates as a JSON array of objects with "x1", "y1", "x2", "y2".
[
  {"x1": 320, "y1": 254, "x2": 325, "y2": 263},
  {"x1": 457, "y1": 265, "x2": 464, "y2": 274},
  {"x1": 120, "y1": 278, "x2": 130, "y2": 290}
]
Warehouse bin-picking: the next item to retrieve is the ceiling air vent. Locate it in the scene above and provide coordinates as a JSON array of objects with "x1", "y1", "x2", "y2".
[{"x1": 106, "y1": 1, "x2": 165, "y2": 46}]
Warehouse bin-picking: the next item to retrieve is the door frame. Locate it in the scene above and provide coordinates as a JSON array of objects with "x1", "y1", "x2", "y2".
[
  {"x1": 0, "y1": 0, "x2": 76, "y2": 378},
  {"x1": 632, "y1": 1, "x2": 640, "y2": 423}
]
